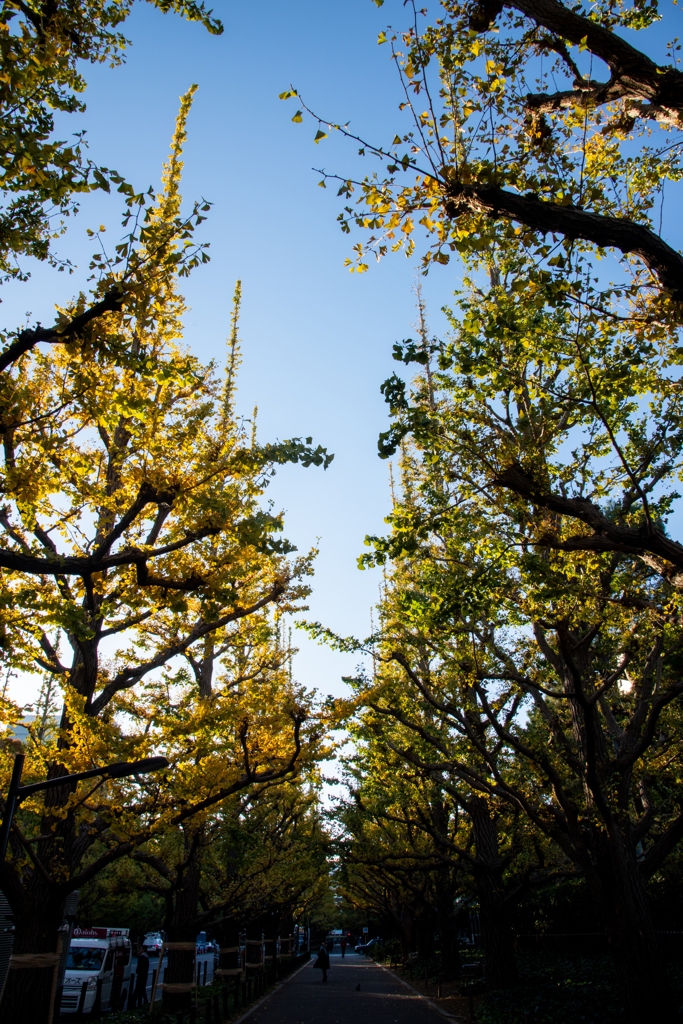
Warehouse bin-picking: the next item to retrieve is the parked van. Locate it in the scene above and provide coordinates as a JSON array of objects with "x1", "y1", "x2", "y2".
[{"x1": 60, "y1": 926, "x2": 132, "y2": 1015}]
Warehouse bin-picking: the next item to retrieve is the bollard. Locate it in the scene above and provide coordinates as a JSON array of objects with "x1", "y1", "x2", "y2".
[
  {"x1": 214, "y1": 991, "x2": 221, "y2": 1019},
  {"x1": 76, "y1": 981, "x2": 87, "y2": 1016},
  {"x1": 92, "y1": 977, "x2": 103, "y2": 1018},
  {"x1": 205, "y1": 996, "x2": 212, "y2": 1024},
  {"x1": 225, "y1": 983, "x2": 231, "y2": 1013},
  {"x1": 469, "y1": 991, "x2": 474, "y2": 1021}
]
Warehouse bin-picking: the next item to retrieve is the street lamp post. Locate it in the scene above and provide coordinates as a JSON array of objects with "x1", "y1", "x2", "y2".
[{"x1": 0, "y1": 754, "x2": 169, "y2": 863}]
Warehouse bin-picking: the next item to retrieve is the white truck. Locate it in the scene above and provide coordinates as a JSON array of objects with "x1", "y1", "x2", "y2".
[{"x1": 59, "y1": 926, "x2": 132, "y2": 1015}]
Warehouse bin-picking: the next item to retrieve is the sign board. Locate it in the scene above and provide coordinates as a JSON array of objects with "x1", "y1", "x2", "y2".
[
  {"x1": 72, "y1": 926, "x2": 129, "y2": 940},
  {"x1": 363, "y1": 927, "x2": 368, "y2": 934}
]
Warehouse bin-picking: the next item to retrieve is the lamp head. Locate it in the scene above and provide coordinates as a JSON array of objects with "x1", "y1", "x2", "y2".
[{"x1": 105, "y1": 757, "x2": 169, "y2": 779}]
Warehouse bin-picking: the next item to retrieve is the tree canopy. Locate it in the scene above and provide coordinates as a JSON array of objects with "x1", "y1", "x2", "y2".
[{"x1": 0, "y1": 0, "x2": 221, "y2": 280}]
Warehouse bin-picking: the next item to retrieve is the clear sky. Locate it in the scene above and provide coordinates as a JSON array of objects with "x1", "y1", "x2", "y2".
[{"x1": 3, "y1": 1, "x2": 681, "y2": 708}]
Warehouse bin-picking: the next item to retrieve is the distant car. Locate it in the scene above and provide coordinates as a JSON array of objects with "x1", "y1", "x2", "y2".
[
  {"x1": 142, "y1": 932, "x2": 164, "y2": 955},
  {"x1": 355, "y1": 938, "x2": 376, "y2": 955}
]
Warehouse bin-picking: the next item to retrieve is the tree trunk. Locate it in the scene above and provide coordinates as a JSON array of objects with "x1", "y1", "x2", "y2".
[
  {"x1": 218, "y1": 921, "x2": 241, "y2": 982},
  {"x1": 475, "y1": 880, "x2": 517, "y2": 989},
  {"x1": 0, "y1": 893, "x2": 65, "y2": 1019},
  {"x1": 0, "y1": 766, "x2": 75, "y2": 1023},
  {"x1": 437, "y1": 909, "x2": 460, "y2": 976},
  {"x1": 586, "y1": 834, "x2": 676, "y2": 1024},
  {"x1": 416, "y1": 913, "x2": 435, "y2": 960},
  {"x1": 245, "y1": 918, "x2": 263, "y2": 993},
  {"x1": 163, "y1": 842, "x2": 202, "y2": 1012},
  {"x1": 399, "y1": 903, "x2": 415, "y2": 956},
  {"x1": 264, "y1": 911, "x2": 279, "y2": 982},
  {"x1": 470, "y1": 798, "x2": 517, "y2": 989}
]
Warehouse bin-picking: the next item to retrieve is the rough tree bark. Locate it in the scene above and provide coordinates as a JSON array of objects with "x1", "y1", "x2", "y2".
[
  {"x1": 581, "y1": 828, "x2": 676, "y2": 1023},
  {"x1": 470, "y1": 798, "x2": 518, "y2": 990},
  {"x1": 162, "y1": 827, "x2": 203, "y2": 1012}
]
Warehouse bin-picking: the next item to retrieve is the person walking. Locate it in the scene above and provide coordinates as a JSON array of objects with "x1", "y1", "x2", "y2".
[
  {"x1": 313, "y1": 942, "x2": 330, "y2": 983},
  {"x1": 340, "y1": 936, "x2": 347, "y2": 958},
  {"x1": 132, "y1": 947, "x2": 150, "y2": 1007}
]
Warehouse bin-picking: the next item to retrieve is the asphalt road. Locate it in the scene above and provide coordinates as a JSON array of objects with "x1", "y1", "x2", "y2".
[{"x1": 244, "y1": 953, "x2": 446, "y2": 1024}]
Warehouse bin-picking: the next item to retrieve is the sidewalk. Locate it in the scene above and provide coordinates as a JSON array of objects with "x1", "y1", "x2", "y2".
[{"x1": 242, "y1": 952, "x2": 451, "y2": 1024}]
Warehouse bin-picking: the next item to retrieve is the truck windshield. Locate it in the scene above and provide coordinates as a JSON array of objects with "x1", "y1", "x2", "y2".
[{"x1": 67, "y1": 947, "x2": 105, "y2": 971}]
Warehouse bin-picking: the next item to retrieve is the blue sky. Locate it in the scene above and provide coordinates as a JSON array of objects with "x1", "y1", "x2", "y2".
[{"x1": 4, "y1": 0, "x2": 681, "y2": 708}]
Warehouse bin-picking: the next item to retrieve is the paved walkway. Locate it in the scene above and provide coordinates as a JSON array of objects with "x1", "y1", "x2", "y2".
[{"x1": 244, "y1": 952, "x2": 446, "y2": 1024}]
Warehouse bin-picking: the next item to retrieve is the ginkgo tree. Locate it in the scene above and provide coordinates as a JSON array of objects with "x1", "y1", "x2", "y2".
[
  {"x1": 111, "y1": 614, "x2": 329, "y2": 1013},
  {"x1": 336, "y1": 731, "x2": 469, "y2": 973},
  {"x1": 348, "y1": 304, "x2": 683, "y2": 1023},
  {"x1": 0, "y1": 0, "x2": 222, "y2": 281},
  {"x1": 339, "y1": 650, "x2": 563, "y2": 988},
  {"x1": 0, "y1": 92, "x2": 332, "y2": 1019},
  {"x1": 131, "y1": 752, "x2": 331, "y2": 997},
  {"x1": 284, "y1": 0, "x2": 683, "y2": 578},
  {"x1": 282, "y1": 5, "x2": 683, "y2": 1017}
]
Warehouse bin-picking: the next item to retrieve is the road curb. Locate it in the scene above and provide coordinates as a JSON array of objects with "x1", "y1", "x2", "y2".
[
  {"x1": 373, "y1": 959, "x2": 467, "y2": 1022},
  {"x1": 230, "y1": 957, "x2": 312, "y2": 1024}
]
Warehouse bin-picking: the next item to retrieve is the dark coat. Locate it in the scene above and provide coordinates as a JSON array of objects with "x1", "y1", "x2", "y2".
[
  {"x1": 135, "y1": 951, "x2": 150, "y2": 988},
  {"x1": 313, "y1": 947, "x2": 330, "y2": 970}
]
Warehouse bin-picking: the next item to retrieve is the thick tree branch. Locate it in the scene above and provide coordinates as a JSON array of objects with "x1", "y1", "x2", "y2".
[
  {"x1": 527, "y1": 86, "x2": 682, "y2": 129},
  {"x1": 470, "y1": 0, "x2": 683, "y2": 124},
  {"x1": 0, "y1": 520, "x2": 221, "y2": 577},
  {"x1": 492, "y1": 462, "x2": 683, "y2": 575},
  {"x1": 0, "y1": 287, "x2": 126, "y2": 374},
  {"x1": 88, "y1": 581, "x2": 287, "y2": 714},
  {"x1": 443, "y1": 183, "x2": 683, "y2": 303},
  {"x1": 639, "y1": 808, "x2": 683, "y2": 879},
  {"x1": 64, "y1": 714, "x2": 305, "y2": 894}
]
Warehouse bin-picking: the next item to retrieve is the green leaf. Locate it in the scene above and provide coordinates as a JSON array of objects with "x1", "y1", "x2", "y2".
[{"x1": 314, "y1": 130, "x2": 328, "y2": 144}]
